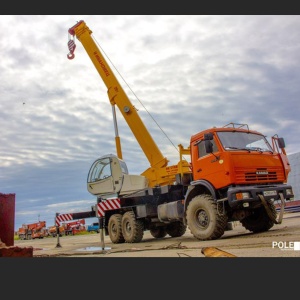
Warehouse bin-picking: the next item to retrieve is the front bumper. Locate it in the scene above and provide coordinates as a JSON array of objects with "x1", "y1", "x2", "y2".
[{"x1": 227, "y1": 184, "x2": 294, "y2": 208}]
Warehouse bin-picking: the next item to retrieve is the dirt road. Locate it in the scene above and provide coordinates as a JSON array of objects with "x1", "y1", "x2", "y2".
[{"x1": 13, "y1": 211, "x2": 300, "y2": 258}]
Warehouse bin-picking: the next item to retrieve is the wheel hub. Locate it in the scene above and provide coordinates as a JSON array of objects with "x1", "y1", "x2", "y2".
[
  {"x1": 125, "y1": 222, "x2": 132, "y2": 233},
  {"x1": 198, "y1": 210, "x2": 209, "y2": 228}
]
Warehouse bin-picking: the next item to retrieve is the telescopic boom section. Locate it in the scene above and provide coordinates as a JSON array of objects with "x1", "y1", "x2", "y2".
[
  {"x1": 68, "y1": 21, "x2": 168, "y2": 167},
  {"x1": 68, "y1": 20, "x2": 191, "y2": 187}
]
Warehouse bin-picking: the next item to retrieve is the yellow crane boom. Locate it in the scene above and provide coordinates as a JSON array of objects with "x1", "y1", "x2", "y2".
[{"x1": 67, "y1": 20, "x2": 191, "y2": 187}]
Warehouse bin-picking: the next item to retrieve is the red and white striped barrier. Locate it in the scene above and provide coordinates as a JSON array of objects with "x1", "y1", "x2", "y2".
[
  {"x1": 54, "y1": 198, "x2": 121, "y2": 225},
  {"x1": 55, "y1": 213, "x2": 73, "y2": 226},
  {"x1": 97, "y1": 198, "x2": 121, "y2": 217},
  {"x1": 275, "y1": 199, "x2": 300, "y2": 213}
]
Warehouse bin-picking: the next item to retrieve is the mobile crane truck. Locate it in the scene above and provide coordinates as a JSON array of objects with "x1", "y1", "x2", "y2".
[
  {"x1": 67, "y1": 20, "x2": 294, "y2": 244},
  {"x1": 62, "y1": 219, "x2": 86, "y2": 235},
  {"x1": 17, "y1": 221, "x2": 48, "y2": 240}
]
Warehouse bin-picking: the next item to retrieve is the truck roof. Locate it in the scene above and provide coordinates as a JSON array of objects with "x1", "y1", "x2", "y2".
[{"x1": 190, "y1": 125, "x2": 263, "y2": 143}]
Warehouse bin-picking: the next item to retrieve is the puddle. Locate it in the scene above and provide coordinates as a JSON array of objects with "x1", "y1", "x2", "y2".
[
  {"x1": 33, "y1": 248, "x2": 49, "y2": 251},
  {"x1": 75, "y1": 246, "x2": 111, "y2": 252}
]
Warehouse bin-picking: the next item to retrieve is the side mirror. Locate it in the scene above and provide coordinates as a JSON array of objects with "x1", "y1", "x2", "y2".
[
  {"x1": 278, "y1": 137, "x2": 285, "y2": 149},
  {"x1": 204, "y1": 133, "x2": 214, "y2": 153},
  {"x1": 205, "y1": 140, "x2": 213, "y2": 153},
  {"x1": 204, "y1": 133, "x2": 213, "y2": 140}
]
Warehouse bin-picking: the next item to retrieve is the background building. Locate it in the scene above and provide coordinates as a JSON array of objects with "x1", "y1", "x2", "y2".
[{"x1": 287, "y1": 152, "x2": 300, "y2": 200}]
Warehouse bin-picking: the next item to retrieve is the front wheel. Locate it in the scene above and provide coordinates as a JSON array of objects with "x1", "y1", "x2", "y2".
[
  {"x1": 121, "y1": 211, "x2": 144, "y2": 243},
  {"x1": 241, "y1": 201, "x2": 276, "y2": 233},
  {"x1": 186, "y1": 194, "x2": 228, "y2": 240}
]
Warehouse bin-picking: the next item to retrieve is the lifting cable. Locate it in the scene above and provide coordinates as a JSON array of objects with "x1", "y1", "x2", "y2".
[{"x1": 94, "y1": 36, "x2": 188, "y2": 161}]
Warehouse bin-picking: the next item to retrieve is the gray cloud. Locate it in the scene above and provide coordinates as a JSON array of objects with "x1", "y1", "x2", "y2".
[{"x1": 1, "y1": 15, "x2": 299, "y2": 230}]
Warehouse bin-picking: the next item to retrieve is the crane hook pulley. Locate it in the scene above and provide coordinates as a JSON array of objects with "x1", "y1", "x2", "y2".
[{"x1": 67, "y1": 38, "x2": 76, "y2": 60}]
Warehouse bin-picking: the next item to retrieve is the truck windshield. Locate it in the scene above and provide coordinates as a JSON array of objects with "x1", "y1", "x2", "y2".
[{"x1": 217, "y1": 131, "x2": 273, "y2": 152}]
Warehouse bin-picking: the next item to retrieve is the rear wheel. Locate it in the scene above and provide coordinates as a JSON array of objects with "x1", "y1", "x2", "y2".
[
  {"x1": 122, "y1": 211, "x2": 144, "y2": 243},
  {"x1": 241, "y1": 201, "x2": 276, "y2": 233},
  {"x1": 108, "y1": 214, "x2": 125, "y2": 244},
  {"x1": 186, "y1": 194, "x2": 228, "y2": 240},
  {"x1": 166, "y1": 221, "x2": 187, "y2": 237},
  {"x1": 150, "y1": 227, "x2": 167, "y2": 238}
]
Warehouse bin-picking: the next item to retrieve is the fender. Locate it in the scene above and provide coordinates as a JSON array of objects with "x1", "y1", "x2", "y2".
[
  {"x1": 184, "y1": 179, "x2": 217, "y2": 215},
  {"x1": 182, "y1": 180, "x2": 217, "y2": 225}
]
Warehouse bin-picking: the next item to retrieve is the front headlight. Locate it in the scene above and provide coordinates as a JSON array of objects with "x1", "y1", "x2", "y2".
[{"x1": 235, "y1": 192, "x2": 250, "y2": 200}]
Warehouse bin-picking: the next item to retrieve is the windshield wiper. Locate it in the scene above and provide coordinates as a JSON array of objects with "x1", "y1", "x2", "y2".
[
  {"x1": 225, "y1": 146, "x2": 273, "y2": 154},
  {"x1": 225, "y1": 146, "x2": 251, "y2": 152}
]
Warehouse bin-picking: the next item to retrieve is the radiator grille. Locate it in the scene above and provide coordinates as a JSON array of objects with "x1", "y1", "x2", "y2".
[
  {"x1": 235, "y1": 167, "x2": 284, "y2": 183},
  {"x1": 245, "y1": 171, "x2": 277, "y2": 181}
]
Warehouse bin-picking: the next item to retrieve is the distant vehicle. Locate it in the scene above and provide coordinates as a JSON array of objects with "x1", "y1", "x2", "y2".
[
  {"x1": 62, "y1": 219, "x2": 86, "y2": 235},
  {"x1": 48, "y1": 225, "x2": 65, "y2": 237},
  {"x1": 17, "y1": 221, "x2": 49, "y2": 240},
  {"x1": 87, "y1": 222, "x2": 100, "y2": 233}
]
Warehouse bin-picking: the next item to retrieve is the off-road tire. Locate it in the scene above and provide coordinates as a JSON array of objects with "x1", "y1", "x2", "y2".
[
  {"x1": 186, "y1": 194, "x2": 228, "y2": 240},
  {"x1": 150, "y1": 227, "x2": 167, "y2": 238},
  {"x1": 108, "y1": 214, "x2": 125, "y2": 244},
  {"x1": 241, "y1": 201, "x2": 277, "y2": 233},
  {"x1": 166, "y1": 221, "x2": 187, "y2": 237},
  {"x1": 122, "y1": 211, "x2": 144, "y2": 243}
]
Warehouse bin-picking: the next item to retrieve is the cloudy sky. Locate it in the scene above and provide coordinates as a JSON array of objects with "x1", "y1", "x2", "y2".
[{"x1": 1, "y1": 15, "x2": 300, "y2": 231}]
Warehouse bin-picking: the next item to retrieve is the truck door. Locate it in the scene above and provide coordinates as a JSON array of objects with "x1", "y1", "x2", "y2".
[{"x1": 192, "y1": 134, "x2": 225, "y2": 187}]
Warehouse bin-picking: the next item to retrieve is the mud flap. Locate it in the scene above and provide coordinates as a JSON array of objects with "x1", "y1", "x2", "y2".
[{"x1": 258, "y1": 193, "x2": 285, "y2": 224}]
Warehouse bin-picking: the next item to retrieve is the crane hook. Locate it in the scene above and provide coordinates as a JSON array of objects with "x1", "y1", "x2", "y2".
[
  {"x1": 67, "y1": 39, "x2": 76, "y2": 60},
  {"x1": 67, "y1": 53, "x2": 75, "y2": 60}
]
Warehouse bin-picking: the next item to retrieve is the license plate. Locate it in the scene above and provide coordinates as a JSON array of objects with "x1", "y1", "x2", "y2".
[{"x1": 263, "y1": 190, "x2": 277, "y2": 196}]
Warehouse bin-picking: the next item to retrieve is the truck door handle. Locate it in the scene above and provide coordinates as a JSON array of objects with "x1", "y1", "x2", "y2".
[{"x1": 197, "y1": 169, "x2": 202, "y2": 172}]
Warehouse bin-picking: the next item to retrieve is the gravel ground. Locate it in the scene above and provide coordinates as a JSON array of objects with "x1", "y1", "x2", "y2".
[{"x1": 13, "y1": 211, "x2": 300, "y2": 258}]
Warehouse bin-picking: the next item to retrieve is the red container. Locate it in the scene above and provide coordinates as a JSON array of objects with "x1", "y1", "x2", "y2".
[{"x1": 0, "y1": 193, "x2": 16, "y2": 247}]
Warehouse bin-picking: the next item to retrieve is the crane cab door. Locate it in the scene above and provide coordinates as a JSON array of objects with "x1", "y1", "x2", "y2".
[{"x1": 87, "y1": 154, "x2": 126, "y2": 196}]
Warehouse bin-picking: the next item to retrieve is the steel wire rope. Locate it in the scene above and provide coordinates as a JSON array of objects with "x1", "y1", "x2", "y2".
[{"x1": 93, "y1": 36, "x2": 189, "y2": 162}]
